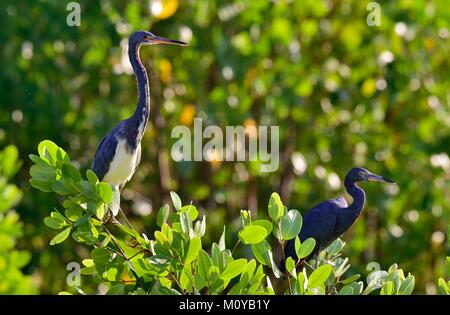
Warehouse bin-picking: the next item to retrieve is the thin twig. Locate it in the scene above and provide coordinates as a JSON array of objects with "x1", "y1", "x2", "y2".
[{"x1": 280, "y1": 240, "x2": 292, "y2": 295}]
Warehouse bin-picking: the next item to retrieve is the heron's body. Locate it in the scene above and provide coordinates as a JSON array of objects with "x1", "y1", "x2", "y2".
[
  {"x1": 102, "y1": 138, "x2": 141, "y2": 187},
  {"x1": 91, "y1": 31, "x2": 185, "y2": 216},
  {"x1": 284, "y1": 167, "x2": 394, "y2": 262}
]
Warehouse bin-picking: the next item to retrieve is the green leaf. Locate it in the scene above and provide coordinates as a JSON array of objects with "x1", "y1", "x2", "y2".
[
  {"x1": 296, "y1": 272, "x2": 306, "y2": 295},
  {"x1": 296, "y1": 238, "x2": 316, "y2": 260},
  {"x1": 95, "y1": 203, "x2": 105, "y2": 220},
  {"x1": 251, "y1": 240, "x2": 271, "y2": 265},
  {"x1": 238, "y1": 225, "x2": 268, "y2": 244},
  {"x1": 198, "y1": 250, "x2": 212, "y2": 282},
  {"x1": 240, "y1": 210, "x2": 250, "y2": 227},
  {"x1": 106, "y1": 284, "x2": 124, "y2": 295},
  {"x1": 86, "y1": 170, "x2": 99, "y2": 185},
  {"x1": 285, "y1": 257, "x2": 295, "y2": 274},
  {"x1": 51, "y1": 179, "x2": 78, "y2": 196},
  {"x1": 398, "y1": 276, "x2": 415, "y2": 295},
  {"x1": 29, "y1": 163, "x2": 57, "y2": 183},
  {"x1": 29, "y1": 154, "x2": 48, "y2": 166},
  {"x1": 268, "y1": 192, "x2": 284, "y2": 221},
  {"x1": 77, "y1": 180, "x2": 98, "y2": 200},
  {"x1": 268, "y1": 250, "x2": 283, "y2": 279},
  {"x1": 194, "y1": 215, "x2": 206, "y2": 237},
  {"x1": 220, "y1": 259, "x2": 247, "y2": 282},
  {"x1": 308, "y1": 264, "x2": 332, "y2": 289},
  {"x1": 170, "y1": 191, "x2": 182, "y2": 211},
  {"x1": 180, "y1": 265, "x2": 194, "y2": 292},
  {"x1": 161, "y1": 223, "x2": 173, "y2": 244},
  {"x1": 0, "y1": 145, "x2": 21, "y2": 178},
  {"x1": 181, "y1": 204, "x2": 198, "y2": 221},
  {"x1": 219, "y1": 226, "x2": 226, "y2": 251},
  {"x1": 157, "y1": 205, "x2": 170, "y2": 227},
  {"x1": 38, "y1": 140, "x2": 59, "y2": 165},
  {"x1": 338, "y1": 285, "x2": 354, "y2": 295},
  {"x1": 240, "y1": 259, "x2": 256, "y2": 289},
  {"x1": 326, "y1": 238, "x2": 346, "y2": 256},
  {"x1": 185, "y1": 237, "x2": 201, "y2": 265},
  {"x1": 334, "y1": 258, "x2": 350, "y2": 278},
  {"x1": 29, "y1": 178, "x2": 53, "y2": 192},
  {"x1": 116, "y1": 223, "x2": 141, "y2": 240},
  {"x1": 381, "y1": 281, "x2": 395, "y2": 295},
  {"x1": 294, "y1": 236, "x2": 301, "y2": 257},
  {"x1": 251, "y1": 219, "x2": 273, "y2": 235},
  {"x1": 341, "y1": 274, "x2": 361, "y2": 285},
  {"x1": 437, "y1": 278, "x2": 450, "y2": 295},
  {"x1": 280, "y1": 210, "x2": 302, "y2": 240},
  {"x1": 44, "y1": 216, "x2": 66, "y2": 229},
  {"x1": 211, "y1": 243, "x2": 222, "y2": 269},
  {"x1": 50, "y1": 227, "x2": 72, "y2": 245},
  {"x1": 65, "y1": 205, "x2": 83, "y2": 222},
  {"x1": 180, "y1": 211, "x2": 192, "y2": 235},
  {"x1": 74, "y1": 213, "x2": 90, "y2": 227},
  {"x1": 62, "y1": 162, "x2": 81, "y2": 181},
  {"x1": 97, "y1": 182, "x2": 112, "y2": 204}
]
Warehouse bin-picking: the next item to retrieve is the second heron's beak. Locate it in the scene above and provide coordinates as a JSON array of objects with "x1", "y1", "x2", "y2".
[
  {"x1": 366, "y1": 173, "x2": 395, "y2": 184},
  {"x1": 147, "y1": 35, "x2": 187, "y2": 46}
]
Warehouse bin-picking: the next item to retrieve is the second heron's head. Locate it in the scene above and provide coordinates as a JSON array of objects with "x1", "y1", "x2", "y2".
[
  {"x1": 346, "y1": 167, "x2": 395, "y2": 184},
  {"x1": 129, "y1": 30, "x2": 187, "y2": 47}
]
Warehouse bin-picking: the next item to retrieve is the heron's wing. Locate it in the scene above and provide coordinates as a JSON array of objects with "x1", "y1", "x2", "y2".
[
  {"x1": 300, "y1": 204, "x2": 338, "y2": 245},
  {"x1": 92, "y1": 133, "x2": 118, "y2": 181},
  {"x1": 284, "y1": 197, "x2": 348, "y2": 263}
]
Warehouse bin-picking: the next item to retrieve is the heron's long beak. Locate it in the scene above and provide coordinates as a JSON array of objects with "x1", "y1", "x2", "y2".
[
  {"x1": 367, "y1": 173, "x2": 395, "y2": 184},
  {"x1": 149, "y1": 35, "x2": 187, "y2": 46}
]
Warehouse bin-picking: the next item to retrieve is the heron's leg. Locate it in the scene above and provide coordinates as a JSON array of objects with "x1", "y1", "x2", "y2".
[
  {"x1": 304, "y1": 261, "x2": 316, "y2": 271},
  {"x1": 116, "y1": 184, "x2": 136, "y2": 231},
  {"x1": 315, "y1": 250, "x2": 321, "y2": 269},
  {"x1": 109, "y1": 186, "x2": 121, "y2": 217}
]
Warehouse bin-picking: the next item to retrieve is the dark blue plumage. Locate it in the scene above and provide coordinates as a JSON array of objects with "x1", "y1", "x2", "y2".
[
  {"x1": 91, "y1": 31, "x2": 185, "y2": 215},
  {"x1": 284, "y1": 167, "x2": 394, "y2": 262}
]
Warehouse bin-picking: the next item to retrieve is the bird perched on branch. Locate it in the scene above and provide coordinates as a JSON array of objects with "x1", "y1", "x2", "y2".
[
  {"x1": 284, "y1": 167, "x2": 395, "y2": 264},
  {"x1": 92, "y1": 31, "x2": 186, "y2": 217}
]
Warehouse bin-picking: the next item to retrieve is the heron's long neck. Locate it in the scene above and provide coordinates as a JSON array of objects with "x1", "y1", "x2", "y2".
[
  {"x1": 128, "y1": 43, "x2": 150, "y2": 143},
  {"x1": 344, "y1": 176, "x2": 366, "y2": 219}
]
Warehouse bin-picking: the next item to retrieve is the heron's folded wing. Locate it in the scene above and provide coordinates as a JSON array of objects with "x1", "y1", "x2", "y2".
[{"x1": 92, "y1": 134, "x2": 118, "y2": 181}]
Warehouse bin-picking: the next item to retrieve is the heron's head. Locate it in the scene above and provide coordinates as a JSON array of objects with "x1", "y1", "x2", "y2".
[
  {"x1": 129, "y1": 31, "x2": 187, "y2": 47},
  {"x1": 347, "y1": 167, "x2": 395, "y2": 184}
]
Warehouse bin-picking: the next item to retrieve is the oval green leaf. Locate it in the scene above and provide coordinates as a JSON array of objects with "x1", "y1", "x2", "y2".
[
  {"x1": 238, "y1": 225, "x2": 268, "y2": 244},
  {"x1": 280, "y1": 210, "x2": 302, "y2": 240},
  {"x1": 50, "y1": 227, "x2": 72, "y2": 245},
  {"x1": 308, "y1": 264, "x2": 332, "y2": 289}
]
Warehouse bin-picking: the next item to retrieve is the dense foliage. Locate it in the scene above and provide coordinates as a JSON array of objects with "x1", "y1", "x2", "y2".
[
  {"x1": 0, "y1": 145, "x2": 37, "y2": 294},
  {"x1": 29, "y1": 140, "x2": 416, "y2": 295},
  {"x1": 0, "y1": 0, "x2": 448, "y2": 294}
]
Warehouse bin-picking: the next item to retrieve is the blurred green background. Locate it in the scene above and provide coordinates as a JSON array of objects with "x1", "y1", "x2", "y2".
[{"x1": 0, "y1": 0, "x2": 449, "y2": 294}]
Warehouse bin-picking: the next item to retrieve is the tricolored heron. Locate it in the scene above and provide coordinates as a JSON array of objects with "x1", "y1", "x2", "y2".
[
  {"x1": 284, "y1": 167, "x2": 395, "y2": 265},
  {"x1": 92, "y1": 31, "x2": 186, "y2": 217}
]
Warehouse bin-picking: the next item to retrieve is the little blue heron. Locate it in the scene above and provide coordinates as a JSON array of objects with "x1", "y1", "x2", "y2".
[
  {"x1": 284, "y1": 167, "x2": 395, "y2": 265},
  {"x1": 92, "y1": 31, "x2": 186, "y2": 217}
]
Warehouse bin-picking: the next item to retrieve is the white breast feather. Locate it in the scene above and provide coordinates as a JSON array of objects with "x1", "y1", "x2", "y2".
[{"x1": 103, "y1": 138, "x2": 140, "y2": 187}]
